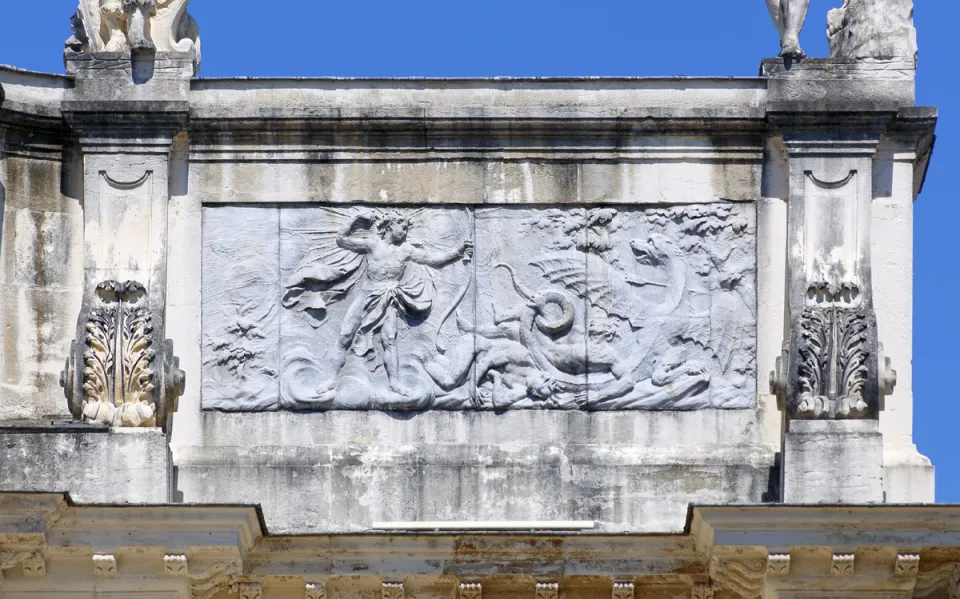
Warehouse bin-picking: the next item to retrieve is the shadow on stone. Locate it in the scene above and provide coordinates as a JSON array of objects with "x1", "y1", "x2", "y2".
[{"x1": 132, "y1": 49, "x2": 156, "y2": 85}]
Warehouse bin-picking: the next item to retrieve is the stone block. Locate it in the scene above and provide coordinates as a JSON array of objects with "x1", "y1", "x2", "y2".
[
  {"x1": 0, "y1": 427, "x2": 171, "y2": 503},
  {"x1": 762, "y1": 58, "x2": 915, "y2": 110},
  {"x1": 782, "y1": 419, "x2": 884, "y2": 504}
]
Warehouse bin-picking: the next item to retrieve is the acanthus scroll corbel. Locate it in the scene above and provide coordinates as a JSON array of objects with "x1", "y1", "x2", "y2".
[{"x1": 61, "y1": 280, "x2": 185, "y2": 431}]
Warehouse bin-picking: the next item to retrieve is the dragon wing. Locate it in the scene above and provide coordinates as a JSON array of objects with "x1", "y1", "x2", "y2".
[{"x1": 531, "y1": 252, "x2": 658, "y2": 328}]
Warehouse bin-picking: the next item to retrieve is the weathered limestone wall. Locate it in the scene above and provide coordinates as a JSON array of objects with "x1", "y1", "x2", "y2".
[
  {"x1": 0, "y1": 68, "x2": 79, "y2": 421},
  {"x1": 0, "y1": 49, "x2": 937, "y2": 534}
]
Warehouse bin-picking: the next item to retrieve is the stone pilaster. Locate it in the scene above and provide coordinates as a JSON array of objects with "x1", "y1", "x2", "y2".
[
  {"x1": 770, "y1": 113, "x2": 896, "y2": 503},
  {"x1": 59, "y1": 54, "x2": 190, "y2": 432}
]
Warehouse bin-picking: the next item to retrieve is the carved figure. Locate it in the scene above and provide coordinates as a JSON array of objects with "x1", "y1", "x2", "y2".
[
  {"x1": 65, "y1": 0, "x2": 200, "y2": 65},
  {"x1": 766, "y1": 0, "x2": 811, "y2": 59},
  {"x1": 219, "y1": 203, "x2": 755, "y2": 412},
  {"x1": 284, "y1": 209, "x2": 472, "y2": 399}
]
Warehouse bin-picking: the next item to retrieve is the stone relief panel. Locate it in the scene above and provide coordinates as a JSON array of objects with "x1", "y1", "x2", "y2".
[
  {"x1": 201, "y1": 207, "x2": 280, "y2": 410},
  {"x1": 201, "y1": 203, "x2": 756, "y2": 411}
]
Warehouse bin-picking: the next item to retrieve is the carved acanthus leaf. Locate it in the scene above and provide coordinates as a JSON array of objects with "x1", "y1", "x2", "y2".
[
  {"x1": 831, "y1": 554, "x2": 855, "y2": 577},
  {"x1": 767, "y1": 554, "x2": 790, "y2": 576},
  {"x1": 306, "y1": 582, "x2": 327, "y2": 599},
  {"x1": 63, "y1": 280, "x2": 184, "y2": 430},
  {"x1": 536, "y1": 583, "x2": 560, "y2": 599},
  {"x1": 793, "y1": 306, "x2": 873, "y2": 419},
  {"x1": 612, "y1": 582, "x2": 635, "y2": 599},
  {"x1": 895, "y1": 554, "x2": 921, "y2": 578},
  {"x1": 383, "y1": 582, "x2": 405, "y2": 599}
]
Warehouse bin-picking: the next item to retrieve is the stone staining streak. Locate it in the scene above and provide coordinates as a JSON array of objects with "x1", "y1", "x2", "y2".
[
  {"x1": 93, "y1": 554, "x2": 118, "y2": 578},
  {"x1": 203, "y1": 203, "x2": 757, "y2": 412},
  {"x1": 612, "y1": 582, "x2": 635, "y2": 599},
  {"x1": 460, "y1": 582, "x2": 482, "y2": 599},
  {"x1": 163, "y1": 554, "x2": 188, "y2": 577},
  {"x1": 383, "y1": 582, "x2": 405, "y2": 599},
  {"x1": 306, "y1": 582, "x2": 327, "y2": 599},
  {"x1": 831, "y1": 554, "x2": 856, "y2": 577},
  {"x1": 794, "y1": 306, "x2": 871, "y2": 419},
  {"x1": 767, "y1": 554, "x2": 791, "y2": 576},
  {"x1": 895, "y1": 554, "x2": 921, "y2": 578},
  {"x1": 536, "y1": 582, "x2": 560, "y2": 599}
]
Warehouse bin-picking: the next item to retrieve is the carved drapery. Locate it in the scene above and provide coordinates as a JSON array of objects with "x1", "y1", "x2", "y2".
[{"x1": 61, "y1": 280, "x2": 184, "y2": 430}]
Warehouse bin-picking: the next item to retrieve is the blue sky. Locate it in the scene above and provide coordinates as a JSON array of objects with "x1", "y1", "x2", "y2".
[{"x1": 0, "y1": 1, "x2": 957, "y2": 500}]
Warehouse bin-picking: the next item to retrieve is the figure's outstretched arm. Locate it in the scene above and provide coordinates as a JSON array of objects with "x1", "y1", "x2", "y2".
[
  {"x1": 411, "y1": 239, "x2": 473, "y2": 267},
  {"x1": 337, "y1": 213, "x2": 375, "y2": 253}
]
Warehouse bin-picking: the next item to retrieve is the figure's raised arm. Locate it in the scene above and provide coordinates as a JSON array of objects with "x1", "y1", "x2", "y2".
[
  {"x1": 337, "y1": 212, "x2": 376, "y2": 253},
  {"x1": 411, "y1": 239, "x2": 473, "y2": 267}
]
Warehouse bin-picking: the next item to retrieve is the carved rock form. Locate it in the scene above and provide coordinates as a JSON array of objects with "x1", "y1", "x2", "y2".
[
  {"x1": 202, "y1": 203, "x2": 757, "y2": 412},
  {"x1": 61, "y1": 281, "x2": 185, "y2": 430},
  {"x1": 65, "y1": 0, "x2": 201, "y2": 68},
  {"x1": 828, "y1": 0, "x2": 917, "y2": 60}
]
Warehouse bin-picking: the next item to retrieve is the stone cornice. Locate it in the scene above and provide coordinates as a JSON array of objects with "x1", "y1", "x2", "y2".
[{"x1": 5, "y1": 495, "x2": 960, "y2": 597}]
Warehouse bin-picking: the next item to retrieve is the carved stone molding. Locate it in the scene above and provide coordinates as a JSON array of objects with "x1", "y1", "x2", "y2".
[
  {"x1": 93, "y1": 553, "x2": 118, "y2": 578},
  {"x1": 164, "y1": 554, "x2": 188, "y2": 577},
  {"x1": 238, "y1": 581, "x2": 263, "y2": 599},
  {"x1": 0, "y1": 550, "x2": 41, "y2": 583},
  {"x1": 895, "y1": 554, "x2": 920, "y2": 578},
  {"x1": 189, "y1": 561, "x2": 240, "y2": 599},
  {"x1": 536, "y1": 582, "x2": 560, "y2": 599},
  {"x1": 767, "y1": 554, "x2": 790, "y2": 576},
  {"x1": 691, "y1": 583, "x2": 715, "y2": 599},
  {"x1": 612, "y1": 582, "x2": 634, "y2": 599},
  {"x1": 831, "y1": 554, "x2": 856, "y2": 576},
  {"x1": 383, "y1": 582, "x2": 405, "y2": 599},
  {"x1": 460, "y1": 582, "x2": 482, "y2": 599},
  {"x1": 710, "y1": 556, "x2": 766, "y2": 599},
  {"x1": 306, "y1": 582, "x2": 327, "y2": 599},
  {"x1": 21, "y1": 553, "x2": 46, "y2": 578},
  {"x1": 62, "y1": 280, "x2": 185, "y2": 431}
]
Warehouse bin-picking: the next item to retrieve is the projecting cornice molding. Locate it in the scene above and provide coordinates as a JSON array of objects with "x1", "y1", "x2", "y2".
[{"x1": 2, "y1": 495, "x2": 960, "y2": 597}]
